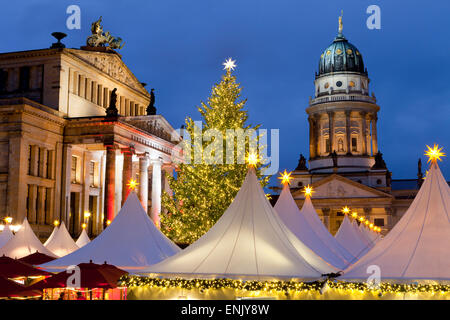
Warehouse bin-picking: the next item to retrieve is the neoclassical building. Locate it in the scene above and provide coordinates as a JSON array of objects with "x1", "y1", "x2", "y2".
[
  {"x1": 0, "y1": 31, "x2": 182, "y2": 239},
  {"x1": 288, "y1": 19, "x2": 426, "y2": 235}
]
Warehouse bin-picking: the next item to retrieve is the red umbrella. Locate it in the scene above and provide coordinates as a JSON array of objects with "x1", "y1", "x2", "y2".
[
  {"x1": 99, "y1": 262, "x2": 128, "y2": 280},
  {"x1": 29, "y1": 261, "x2": 126, "y2": 290},
  {"x1": 0, "y1": 276, "x2": 41, "y2": 298},
  {"x1": 0, "y1": 255, "x2": 51, "y2": 279},
  {"x1": 19, "y1": 251, "x2": 56, "y2": 265}
]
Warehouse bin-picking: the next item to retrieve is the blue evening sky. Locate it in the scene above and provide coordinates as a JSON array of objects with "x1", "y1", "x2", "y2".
[{"x1": 1, "y1": 0, "x2": 449, "y2": 186}]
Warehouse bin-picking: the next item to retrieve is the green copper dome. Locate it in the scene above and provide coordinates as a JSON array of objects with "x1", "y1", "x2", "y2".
[{"x1": 318, "y1": 32, "x2": 366, "y2": 76}]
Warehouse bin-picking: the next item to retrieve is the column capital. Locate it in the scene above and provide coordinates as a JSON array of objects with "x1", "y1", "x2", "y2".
[
  {"x1": 136, "y1": 152, "x2": 149, "y2": 160},
  {"x1": 120, "y1": 146, "x2": 135, "y2": 155},
  {"x1": 150, "y1": 157, "x2": 163, "y2": 166},
  {"x1": 345, "y1": 110, "x2": 352, "y2": 116},
  {"x1": 359, "y1": 110, "x2": 368, "y2": 118}
]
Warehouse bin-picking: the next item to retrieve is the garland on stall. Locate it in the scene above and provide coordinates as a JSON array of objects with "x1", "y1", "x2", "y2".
[{"x1": 119, "y1": 276, "x2": 450, "y2": 294}]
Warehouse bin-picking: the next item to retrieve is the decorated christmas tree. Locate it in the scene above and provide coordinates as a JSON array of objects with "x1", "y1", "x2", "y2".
[{"x1": 161, "y1": 59, "x2": 269, "y2": 244}]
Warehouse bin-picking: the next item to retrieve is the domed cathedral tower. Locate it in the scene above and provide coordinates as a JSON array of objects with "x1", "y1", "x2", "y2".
[
  {"x1": 309, "y1": 15, "x2": 379, "y2": 172},
  {"x1": 291, "y1": 15, "x2": 394, "y2": 235}
]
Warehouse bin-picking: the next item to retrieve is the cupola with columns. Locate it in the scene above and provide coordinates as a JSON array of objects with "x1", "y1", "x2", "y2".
[{"x1": 306, "y1": 14, "x2": 380, "y2": 173}]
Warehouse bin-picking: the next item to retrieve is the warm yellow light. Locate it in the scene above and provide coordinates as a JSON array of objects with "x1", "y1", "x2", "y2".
[
  {"x1": 303, "y1": 185, "x2": 314, "y2": 197},
  {"x1": 369, "y1": 223, "x2": 374, "y2": 229},
  {"x1": 359, "y1": 217, "x2": 365, "y2": 222},
  {"x1": 425, "y1": 144, "x2": 445, "y2": 163},
  {"x1": 4, "y1": 217, "x2": 12, "y2": 224},
  {"x1": 278, "y1": 170, "x2": 293, "y2": 185},
  {"x1": 81, "y1": 223, "x2": 87, "y2": 229},
  {"x1": 364, "y1": 220, "x2": 370, "y2": 225},
  {"x1": 84, "y1": 211, "x2": 91, "y2": 219},
  {"x1": 245, "y1": 152, "x2": 259, "y2": 167},
  {"x1": 106, "y1": 220, "x2": 111, "y2": 226},
  {"x1": 127, "y1": 179, "x2": 139, "y2": 191},
  {"x1": 351, "y1": 211, "x2": 358, "y2": 219},
  {"x1": 342, "y1": 206, "x2": 350, "y2": 214},
  {"x1": 53, "y1": 220, "x2": 60, "y2": 227}
]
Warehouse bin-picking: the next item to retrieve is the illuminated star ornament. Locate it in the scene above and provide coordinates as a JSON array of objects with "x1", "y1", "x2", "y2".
[
  {"x1": 342, "y1": 206, "x2": 350, "y2": 215},
  {"x1": 223, "y1": 58, "x2": 237, "y2": 71},
  {"x1": 127, "y1": 178, "x2": 139, "y2": 190},
  {"x1": 246, "y1": 152, "x2": 260, "y2": 167},
  {"x1": 278, "y1": 170, "x2": 293, "y2": 185},
  {"x1": 303, "y1": 185, "x2": 314, "y2": 197},
  {"x1": 424, "y1": 144, "x2": 445, "y2": 163}
]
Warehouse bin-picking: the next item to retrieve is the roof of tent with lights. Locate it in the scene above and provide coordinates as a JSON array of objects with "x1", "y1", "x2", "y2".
[
  {"x1": 274, "y1": 183, "x2": 356, "y2": 270},
  {"x1": 335, "y1": 215, "x2": 373, "y2": 260},
  {"x1": 40, "y1": 192, "x2": 180, "y2": 271},
  {"x1": 0, "y1": 218, "x2": 57, "y2": 259},
  {"x1": 137, "y1": 168, "x2": 337, "y2": 280},
  {"x1": 75, "y1": 229, "x2": 91, "y2": 248},
  {"x1": 0, "y1": 226, "x2": 14, "y2": 249},
  {"x1": 341, "y1": 159, "x2": 450, "y2": 283},
  {"x1": 44, "y1": 221, "x2": 79, "y2": 258}
]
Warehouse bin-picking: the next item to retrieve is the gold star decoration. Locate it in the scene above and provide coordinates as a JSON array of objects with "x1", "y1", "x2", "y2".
[
  {"x1": 342, "y1": 206, "x2": 350, "y2": 214},
  {"x1": 245, "y1": 152, "x2": 260, "y2": 167},
  {"x1": 127, "y1": 178, "x2": 139, "y2": 190},
  {"x1": 53, "y1": 220, "x2": 59, "y2": 227},
  {"x1": 424, "y1": 144, "x2": 445, "y2": 163},
  {"x1": 303, "y1": 185, "x2": 314, "y2": 197},
  {"x1": 278, "y1": 170, "x2": 293, "y2": 185},
  {"x1": 223, "y1": 58, "x2": 237, "y2": 71}
]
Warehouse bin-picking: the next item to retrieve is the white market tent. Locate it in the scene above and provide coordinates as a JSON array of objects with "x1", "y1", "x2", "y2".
[
  {"x1": 0, "y1": 226, "x2": 14, "y2": 248},
  {"x1": 40, "y1": 192, "x2": 181, "y2": 271},
  {"x1": 43, "y1": 225, "x2": 59, "y2": 247},
  {"x1": 335, "y1": 215, "x2": 372, "y2": 259},
  {"x1": 138, "y1": 168, "x2": 337, "y2": 280},
  {"x1": 0, "y1": 218, "x2": 57, "y2": 259},
  {"x1": 358, "y1": 223, "x2": 380, "y2": 244},
  {"x1": 75, "y1": 229, "x2": 91, "y2": 248},
  {"x1": 274, "y1": 183, "x2": 356, "y2": 269},
  {"x1": 45, "y1": 221, "x2": 79, "y2": 257},
  {"x1": 342, "y1": 160, "x2": 450, "y2": 283}
]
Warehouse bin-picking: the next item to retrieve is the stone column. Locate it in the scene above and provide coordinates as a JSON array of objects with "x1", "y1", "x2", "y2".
[
  {"x1": 321, "y1": 208, "x2": 331, "y2": 231},
  {"x1": 61, "y1": 144, "x2": 72, "y2": 225},
  {"x1": 345, "y1": 110, "x2": 352, "y2": 155},
  {"x1": 37, "y1": 186, "x2": 46, "y2": 224},
  {"x1": 328, "y1": 111, "x2": 335, "y2": 154},
  {"x1": 371, "y1": 114, "x2": 378, "y2": 155},
  {"x1": 121, "y1": 147, "x2": 134, "y2": 205},
  {"x1": 308, "y1": 116, "x2": 315, "y2": 159},
  {"x1": 360, "y1": 111, "x2": 368, "y2": 155},
  {"x1": 313, "y1": 114, "x2": 321, "y2": 156},
  {"x1": 82, "y1": 152, "x2": 91, "y2": 226},
  {"x1": 151, "y1": 158, "x2": 162, "y2": 227},
  {"x1": 103, "y1": 145, "x2": 116, "y2": 228},
  {"x1": 7, "y1": 134, "x2": 28, "y2": 221},
  {"x1": 138, "y1": 153, "x2": 149, "y2": 212},
  {"x1": 27, "y1": 185, "x2": 38, "y2": 224},
  {"x1": 363, "y1": 207, "x2": 372, "y2": 222}
]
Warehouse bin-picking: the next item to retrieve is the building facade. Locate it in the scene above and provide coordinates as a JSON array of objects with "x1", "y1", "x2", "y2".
[
  {"x1": 0, "y1": 34, "x2": 182, "y2": 240},
  {"x1": 289, "y1": 19, "x2": 425, "y2": 235}
]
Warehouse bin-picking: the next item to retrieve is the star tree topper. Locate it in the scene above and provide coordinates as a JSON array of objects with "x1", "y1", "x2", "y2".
[{"x1": 223, "y1": 58, "x2": 237, "y2": 71}]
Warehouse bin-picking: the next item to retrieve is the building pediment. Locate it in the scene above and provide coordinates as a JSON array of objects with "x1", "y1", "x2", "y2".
[
  {"x1": 66, "y1": 49, "x2": 149, "y2": 97},
  {"x1": 120, "y1": 115, "x2": 181, "y2": 144},
  {"x1": 293, "y1": 174, "x2": 393, "y2": 199}
]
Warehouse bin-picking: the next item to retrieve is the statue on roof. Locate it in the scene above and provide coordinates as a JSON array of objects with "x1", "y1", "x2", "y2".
[
  {"x1": 146, "y1": 89, "x2": 157, "y2": 115},
  {"x1": 87, "y1": 16, "x2": 125, "y2": 49},
  {"x1": 106, "y1": 88, "x2": 119, "y2": 117},
  {"x1": 295, "y1": 154, "x2": 308, "y2": 171},
  {"x1": 372, "y1": 151, "x2": 387, "y2": 169}
]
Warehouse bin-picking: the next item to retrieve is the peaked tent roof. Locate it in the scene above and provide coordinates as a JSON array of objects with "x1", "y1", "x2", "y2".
[
  {"x1": 342, "y1": 161, "x2": 450, "y2": 283},
  {"x1": 335, "y1": 215, "x2": 372, "y2": 259},
  {"x1": 0, "y1": 226, "x2": 14, "y2": 248},
  {"x1": 274, "y1": 184, "x2": 355, "y2": 269},
  {"x1": 359, "y1": 223, "x2": 380, "y2": 244},
  {"x1": 40, "y1": 192, "x2": 181, "y2": 271},
  {"x1": 356, "y1": 222, "x2": 376, "y2": 247},
  {"x1": 138, "y1": 168, "x2": 337, "y2": 280},
  {"x1": 43, "y1": 226, "x2": 59, "y2": 247},
  {"x1": 76, "y1": 229, "x2": 91, "y2": 248},
  {"x1": 0, "y1": 219, "x2": 57, "y2": 259},
  {"x1": 45, "y1": 222, "x2": 79, "y2": 257}
]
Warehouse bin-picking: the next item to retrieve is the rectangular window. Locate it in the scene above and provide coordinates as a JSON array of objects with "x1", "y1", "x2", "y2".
[
  {"x1": 352, "y1": 137, "x2": 357, "y2": 152},
  {"x1": 71, "y1": 156, "x2": 78, "y2": 183},
  {"x1": 0, "y1": 69, "x2": 8, "y2": 93},
  {"x1": 26, "y1": 185, "x2": 30, "y2": 220},
  {"x1": 374, "y1": 218, "x2": 385, "y2": 227},
  {"x1": 28, "y1": 145, "x2": 32, "y2": 175},
  {"x1": 89, "y1": 161, "x2": 96, "y2": 187},
  {"x1": 37, "y1": 147, "x2": 42, "y2": 177},
  {"x1": 19, "y1": 66, "x2": 31, "y2": 91}
]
